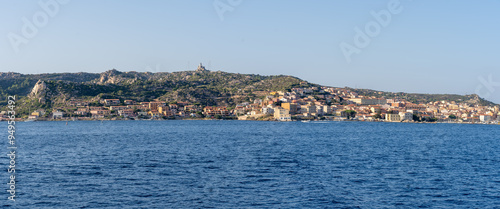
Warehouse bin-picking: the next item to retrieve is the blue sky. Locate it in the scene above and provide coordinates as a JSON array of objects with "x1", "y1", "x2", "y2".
[{"x1": 1, "y1": 0, "x2": 500, "y2": 103}]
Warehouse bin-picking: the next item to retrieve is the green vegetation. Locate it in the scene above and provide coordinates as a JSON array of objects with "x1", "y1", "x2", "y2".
[
  {"x1": 348, "y1": 87, "x2": 496, "y2": 107},
  {"x1": 412, "y1": 113, "x2": 438, "y2": 122},
  {"x1": 0, "y1": 70, "x2": 308, "y2": 116},
  {"x1": 343, "y1": 110, "x2": 357, "y2": 119}
]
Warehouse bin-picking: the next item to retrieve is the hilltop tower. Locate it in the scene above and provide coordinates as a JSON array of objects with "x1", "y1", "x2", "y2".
[{"x1": 197, "y1": 63, "x2": 207, "y2": 71}]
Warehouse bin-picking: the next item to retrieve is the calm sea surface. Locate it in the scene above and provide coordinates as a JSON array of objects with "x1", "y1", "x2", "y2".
[{"x1": 2, "y1": 121, "x2": 499, "y2": 208}]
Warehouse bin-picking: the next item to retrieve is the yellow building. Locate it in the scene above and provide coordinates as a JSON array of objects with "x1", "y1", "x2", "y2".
[
  {"x1": 158, "y1": 106, "x2": 170, "y2": 113},
  {"x1": 149, "y1": 102, "x2": 166, "y2": 112},
  {"x1": 385, "y1": 114, "x2": 401, "y2": 122},
  {"x1": 281, "y1": 103, "x2": 297, "y2": 114},
  {"x1": 148, "y1": 111, "x2": 161, "y2": 118},
  {"x1": 274, "y1": 107, "x2": 291, "y2": 121}
]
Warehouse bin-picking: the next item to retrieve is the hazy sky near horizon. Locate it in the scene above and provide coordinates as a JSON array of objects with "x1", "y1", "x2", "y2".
[{"x1": 1, "y1": 0, "x2": 500, "y2": 103}]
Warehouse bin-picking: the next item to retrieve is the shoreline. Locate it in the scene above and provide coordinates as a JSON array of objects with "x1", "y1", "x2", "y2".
[{"x1": 8, "y1": 117, "x2": 499, "y2": 126}]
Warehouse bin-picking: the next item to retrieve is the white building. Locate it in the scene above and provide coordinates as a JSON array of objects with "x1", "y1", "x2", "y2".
[
  {"x1": 480, "y1": 115, "x2": 492, "y2": 122},
  {"x1": 399, "y1": 112, "x2": 413, "y2": 121},
  {"x1": 52, "y1": 111, "x2": 64, "y2": 119},
  {"x1": 323, "y1": 106, "x2": 333, "y2": 115},
  {"x1": 262, "y1": 107, "x2": 275, "y2": 114},
  {"x1": 28, "y1": 115, "x2": 38, "y2": 120},
  {"x1": 349, "y1": 98, "x2": 386, "y2": 105},
  {"x1": 316, "y1": 106, "x2": 324, "y2": 115}
]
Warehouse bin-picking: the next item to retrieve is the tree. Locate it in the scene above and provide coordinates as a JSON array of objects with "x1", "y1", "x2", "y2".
[
  {"x1": 413, "y1": 114, "x2": 420, "y2": 121},
  {"x1": 425, "y1": 117, "x2": 438, "y2": 122},
  {"x1": 343, "y1": 110, "x2": 356, "y2": 119},
  {"x1": 449, "y1": 114, "x2": 457, "y2": 119}
]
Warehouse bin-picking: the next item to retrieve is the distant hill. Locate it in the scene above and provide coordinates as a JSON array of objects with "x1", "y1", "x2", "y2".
[
  {"x1": 347, "y1": 88, "x2": 496, "y2": 107},
  {"x1": 0, "y1": 69, "x2": 310, "y2": 115},
  {"x1": 0, "y1": 69, "x2": 497, "y2": 116}
]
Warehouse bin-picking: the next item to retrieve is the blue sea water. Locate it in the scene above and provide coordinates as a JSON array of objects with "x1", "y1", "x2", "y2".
[{"x1": 1, "y1": 121, "x2": 499, "y2": 208}]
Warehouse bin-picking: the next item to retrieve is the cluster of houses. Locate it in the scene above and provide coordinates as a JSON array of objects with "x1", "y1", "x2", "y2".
[
  {"x1": 13, "y1": 98, "x2": 224, "y2": 121},
  {"x1": 235, "y1": 86, "x2": 500, "y2": 124},
  {"x1": 2, "y1": 86, "x2": 498, "y2": 124}
]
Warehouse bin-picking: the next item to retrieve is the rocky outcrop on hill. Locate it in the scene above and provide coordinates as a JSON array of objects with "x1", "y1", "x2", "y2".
[{"x1": 29, "y1": 80, "x2": 49, "y2": 103}]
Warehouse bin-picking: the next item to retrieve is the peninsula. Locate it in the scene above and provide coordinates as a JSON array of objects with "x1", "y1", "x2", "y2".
[{"x1": 1, "y1": 64, "x2": 498, "y2": 124}]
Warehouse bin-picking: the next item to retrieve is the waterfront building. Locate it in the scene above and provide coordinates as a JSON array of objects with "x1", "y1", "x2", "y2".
[
  {"x1": 480, "y1": 115, "x2": 492, "y2": 122},
  {"x1": 399, "y1": 112, "x2": 414, "y2": 121},
  {"x1": 52, "y1": 111, "x2": 64, "y2": 119},
  {"x1": 385, "y1": 114, "x2": 401, "y2": 122},
  {"x1": 118, "y1": 109, "x2": 134, "y2": 117},
  {"x1": 274, "y1": 107, "x2": 291, "y2": 121}
]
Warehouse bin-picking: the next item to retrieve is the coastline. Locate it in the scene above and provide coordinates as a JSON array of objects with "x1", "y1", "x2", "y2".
[{"x1": 9, "y1": 117, "x2": 499, "y2": 126}]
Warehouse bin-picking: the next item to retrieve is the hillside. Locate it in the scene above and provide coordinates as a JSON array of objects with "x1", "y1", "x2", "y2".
[
  {"x1": 347, "y1": 88, "x2": 496, "y2": 107},
  {"x1": 0, "y1": 68, "x2": 310, "y2": 115},
  {"x1": 0, "y1": 68, "x2": 497, "y2": 117}
]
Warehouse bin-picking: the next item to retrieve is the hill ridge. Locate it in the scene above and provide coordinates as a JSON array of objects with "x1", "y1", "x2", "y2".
[{"x1": 0, "y1": 69, "x2": 497, "y2": 117}]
